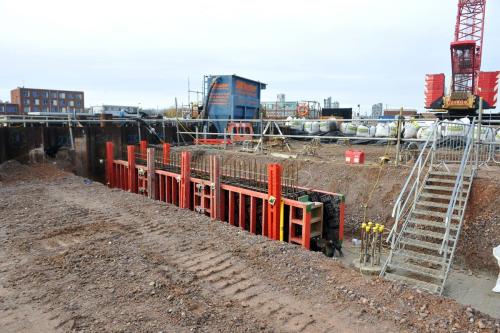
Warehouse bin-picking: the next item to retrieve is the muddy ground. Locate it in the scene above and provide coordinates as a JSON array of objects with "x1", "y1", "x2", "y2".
[{"x1": 0, "y1": 162, "x2": 499, "y2": 332}]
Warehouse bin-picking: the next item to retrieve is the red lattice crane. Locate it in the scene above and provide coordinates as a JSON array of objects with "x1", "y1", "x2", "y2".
[{"x1": 425, "y1": 0, "x2": 499, "y2": 115}]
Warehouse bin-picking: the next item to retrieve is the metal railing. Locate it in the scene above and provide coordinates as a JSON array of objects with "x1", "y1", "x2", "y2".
[
  {"x1": 2, "y1": 114, "x2": 499, "y2": 167},
  {"x1": 384, "y1": 121, "x2": 438, "y2": 256},
  {"x1": 438, "y1": 120, "x2": 476, "y2": 289},
  {"x1": 382, "y1": 118, "x2": 479, "y2": 292}
]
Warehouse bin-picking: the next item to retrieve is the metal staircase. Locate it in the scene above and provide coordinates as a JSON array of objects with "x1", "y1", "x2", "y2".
[{"x1": 380, "y1": 120, "x2": 477, "y2": 295}]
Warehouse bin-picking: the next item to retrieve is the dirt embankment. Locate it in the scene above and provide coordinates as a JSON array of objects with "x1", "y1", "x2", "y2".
[
  {"x1": 1, "y1": 162, "x2": 499, "y2": 332},
  {"x1": 458, "y1": 176, "x2": 500, "y2": 272}
]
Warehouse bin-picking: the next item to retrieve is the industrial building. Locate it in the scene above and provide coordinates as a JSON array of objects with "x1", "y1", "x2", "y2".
[
  {"x1": 10, "y1": 87, "x2": 84, "y2": 114},
  {"x1": 0, "y1": 102, "x2": 20, "y2": 115},
  {"x1": 89, "y1": 105, "x2": 141, "y2": 117}
]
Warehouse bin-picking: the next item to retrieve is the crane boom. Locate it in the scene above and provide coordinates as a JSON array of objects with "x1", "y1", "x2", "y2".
[{"x1": 450, "y1": 0, "x2": 486, "y2": 95}]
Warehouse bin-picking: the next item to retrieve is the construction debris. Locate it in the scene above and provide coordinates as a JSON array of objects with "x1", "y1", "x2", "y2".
[{"x1": 270, "y1": 152, "x2": 297, "y2": 159}]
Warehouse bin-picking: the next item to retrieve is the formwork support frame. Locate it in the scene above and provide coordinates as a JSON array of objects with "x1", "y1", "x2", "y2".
[
  {"x1": 180, "y1": 151, "x2": 191, "y2": 209},
  {"x1": 267, "y1": 164, "x2": 282, "y2": 241},
  {"x1": 249, "y1": 196, "x2": 257, "y2": 234},
  {"x1": 210, "y1": 155, "x2": 221, "y2": 220},
  {"x1": 239, "y1": 193, "x2": 246, "y2": 230},
  {"x1": 163, "y1": 143, "x2": 170, "y2": 164},
  {"x1": 127, "y1": 145, "x2": 137, "y2": 193},
  {"x1": 140, "y1": 140, "x2": 147, "y2": 160},
  {"x1": 147, "y1": 148, "x2": 156, "y2": 199},
  {"x1": 106, "y1": 141, "x2": 114, "y2": 187}
]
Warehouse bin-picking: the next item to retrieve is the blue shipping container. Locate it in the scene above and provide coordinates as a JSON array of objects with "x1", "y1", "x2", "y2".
[{"x1": 205, "y1": 75, "x2": 266, "y2": 132}]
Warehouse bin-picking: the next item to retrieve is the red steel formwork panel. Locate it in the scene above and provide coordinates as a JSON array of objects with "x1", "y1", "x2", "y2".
[
  {"x1": 163, "y1": 143, "x2": 170, "y2": 164},
  {"x1": 180, "y1": 151, "x2": 191, "y2": 209},
  {"x1": 140, "y1": 140, "x2": 147, "y2": 160},
  {"x1": 127, "y1": 145, "x2": 137, "y2": 193},
  {"x1": 267, "y1": 164, "x2": 282, "y2": 241},
  {"x1": 106, "y1": 142, "x2": 114, "y2": 187},
  {"x1": 147, "y1": 148, "x2": 156, "y2": 200},
  {"x1": 209, "y1": 156, "x2": 221, "y2": 220},
  {"x1": 424, "y1": 74, "x2": 446, "y2": 109},
  {"x1": 192, "y1": 179, "x2": 212, "y2": 216},
  {"x1": 113, "y1": 160, "x2": 129, "y2": 191},
  {"x1": 107, "y1": 143, "x2": 345, "y2": 252},
  {"x1": 476, "y1": 71, "x2": 499, "y2": 108},
  {"x1": 288, "y1": 203, "x2": 311, "y2": 249}
]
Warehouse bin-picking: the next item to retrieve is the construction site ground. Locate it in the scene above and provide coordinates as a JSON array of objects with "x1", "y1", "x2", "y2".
[
  {"x1": 185, "y1": 141, "x2": 500, "y2": 275},
  {"x1": 0, "y1": 143, "x2": 498, "y2": 332}
]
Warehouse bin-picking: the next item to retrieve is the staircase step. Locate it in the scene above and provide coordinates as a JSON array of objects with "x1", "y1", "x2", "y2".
[
  {"x1": 395, "y1": 249, "x2": 447, "y2": 266},
  {"x1": 427, "y1": 178, "x2": 470, "y2": 185},
  {"x1": 389, "y1": 260, "x2": 444, "y2": 280},
  {"x1": 430, "y1": 171, "x2": 471, "y2": 178},
  {"x1": 400, "y1": 238, "x2": 452, "y2": 252},
  {"x1": 423, "y1": 185, "x2": 454, "y2": 191},
  {"x1": 410, "y1": 218, "x2": 459, "y2": 230},
  {"x1": 417, "y1": 201, "x2": 451, "y2": 209},
  {"x1": 412, "y1": 209, "x2": 461, "y2": 220},
  {"x1": 419, "y1": 193, "x2": 465, "y2": 201},
  {"x1": 384, "y1": 273, "x2": 440, "y2": 294},
  {"x1": 404, "y1": 227, "x2": 456, "y2": 240}
]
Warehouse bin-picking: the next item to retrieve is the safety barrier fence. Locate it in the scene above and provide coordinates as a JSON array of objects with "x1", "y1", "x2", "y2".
[
  {"x1": 3, "y1": 115, "x2": 499, "y2": 167},
  {"x1": 105, "y1": 141, "x2": 345, "y2": 250}
]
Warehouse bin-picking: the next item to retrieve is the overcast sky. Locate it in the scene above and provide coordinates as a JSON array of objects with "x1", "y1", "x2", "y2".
[{"x1": 0, "y1": 0, "x2": 499, "y2": 113}]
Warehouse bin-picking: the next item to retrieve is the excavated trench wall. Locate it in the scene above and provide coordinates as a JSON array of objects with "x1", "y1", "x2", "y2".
[{"x1": 0, "y1": 124, "x2": 179, "y2": 181}]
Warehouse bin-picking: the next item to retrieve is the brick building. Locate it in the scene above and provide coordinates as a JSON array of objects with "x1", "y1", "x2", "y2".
[{"x1": 11, "y1": 87, "x2": 84, "y2": 114}]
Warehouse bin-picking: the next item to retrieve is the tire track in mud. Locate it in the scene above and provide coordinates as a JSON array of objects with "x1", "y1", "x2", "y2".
[
  {"x1": 129, "y1": 216, "x2": 366, "y2": 333},
  {"x1": 47, "y1": 183, "x2": 388, "y2": 332}
]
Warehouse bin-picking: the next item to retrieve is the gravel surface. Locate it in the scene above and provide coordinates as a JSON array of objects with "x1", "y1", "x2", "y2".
[{"x1": 0, "y1": 162, "x2": 499, "y2": 332}]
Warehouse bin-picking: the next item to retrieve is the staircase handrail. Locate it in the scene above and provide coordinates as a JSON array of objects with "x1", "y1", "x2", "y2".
[
  {"x1": 387, "y1": 120, "x2": 438, "y2": 246},
  {"x1": 440, "y1": 119, "x2": 475, "y2": 254}
]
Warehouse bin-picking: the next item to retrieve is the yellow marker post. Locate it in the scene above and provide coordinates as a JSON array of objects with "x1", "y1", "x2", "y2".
[{"x1": 279, "y1": 200, "x2": 285, "y2": 241}]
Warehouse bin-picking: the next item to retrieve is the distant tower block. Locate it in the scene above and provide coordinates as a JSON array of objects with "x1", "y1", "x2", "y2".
[
  {"x1": 324, "y1": 97, "x2": 332, "y2": 108},
  {"x1": 372, "y1": 103, "x2": 383, "y2": 118},
  {"x1": 277, "y1": 94, "x2": 286, "y2": 108}
]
